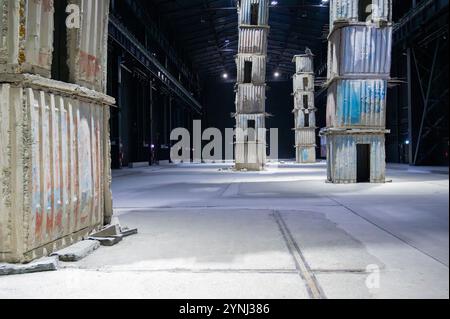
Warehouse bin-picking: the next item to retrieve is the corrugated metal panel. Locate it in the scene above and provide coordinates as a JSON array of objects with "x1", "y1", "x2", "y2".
[
  {"x1": 326, "y1": 133, "x2": 386, "y2": 183},
  {"x1": 327, "y1": 79, "x2": 387, "y2": 128},
  {"x1": 330, "y1": 0, "x2": 358, "y2": 26},
  {"x1": 328, "y1": 25, "x2": 392, "y2": 79},
  {"x1": 293, "y1": 55, "x2": 314, "y2": 74},
  {"x1": 67, "y1": 0, "x2": 110, "y2": 93},
  {"x1": 236, "y1": 54, "x2": 266, "y2": 84},
  {"x1": 238, "y1": 27, "x2": 268, "y2": 55},
  {"x1": 235, "y1": 113, "x2": 266, "y2": 135},
  {"x1": 295, "y1": 129, "x2": 316, "y2": 146},
  {"x1": 235, "y1": 114, "x2": 266, "y2": 169},
  {"x1": 373, "y1": 0, "x2": 393, "y2": 21},
  {"x1": 236, "y1": 84, "x2": 266, "y2": 113},
  {"x1": 296, "y1": 146, "x2": 316, "y2": 164},
  {"x1": 238, "y1": 0, "x2": 269, "y2": 26},
  {"x1": 330, "y1": 0, "x2": 392, "y2": 28},
  {"x1": 293, "y1": 74, "x2": 314, "y2": 92},
  {"x1": 0, "y1": 78, "x2": 114, "y2": 263},
  {"x1": 0, "y1": 0, "x2": 54, "y2": 76}
]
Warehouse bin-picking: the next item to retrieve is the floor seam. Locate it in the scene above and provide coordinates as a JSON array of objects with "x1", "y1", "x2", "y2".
[
  {"x1": 326, "y1": 195, "x2": 449, "y2": 268},
  {"x1": 59, "y1": 268, "x2": 301, "y2": 274},
  {"x1": 272, "y1": 211, "x2": 327, "y2": 299}
]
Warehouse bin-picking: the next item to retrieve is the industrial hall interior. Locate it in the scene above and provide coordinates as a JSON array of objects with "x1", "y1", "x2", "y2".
[{"x1": 0, "y1": 0, "x2": 448, "y2": 300}]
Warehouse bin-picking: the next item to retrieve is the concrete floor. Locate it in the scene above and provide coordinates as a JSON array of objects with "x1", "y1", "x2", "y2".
[{"x1": 1, "y1": 162, "x2": 448, "y2": 299}]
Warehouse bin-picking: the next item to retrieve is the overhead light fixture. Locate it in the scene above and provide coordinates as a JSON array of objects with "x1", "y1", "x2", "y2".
[
  {"x1": 222, "y1": 73, "x2": 228, "y2": 79},
  {"x1": 274, "y1": 71, "x2": 280, "y2": 78},
  {"x1": 271, "y1": 1, "x2": 278, "y2": 5}
]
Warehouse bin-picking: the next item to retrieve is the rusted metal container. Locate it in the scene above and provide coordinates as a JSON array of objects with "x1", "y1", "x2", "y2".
[
  {"x1": 238, "y1": 27, "x2": 269, "y2": 55},
  {"x1": 327, "y1": 25, "x2": 392, "y2": 80},
  {"x1": 238, "y1": 0, "x2": 269, "y2": 26},
  {"x1": 293, "y1": 73, "x2": 314, "y2": 93},
  {"x1": 293, "y1": 54, "x2": 314, "y2": 74},
  {"x1": 235, "y1": 114, "x2": 266, "y2": 171},
  {"x1": 0, "y1": 0, "x2": 54, "y2": 77},
  {"x1": 294, "y1": 91, "x2": 315, "y2": 110},
  {"x1": 236, "y1": 54, "x2": 266, "y2": 84},
  {"x1": 329, "y1": 0, "x2": 392, "y2": 28},
  {"x1": 0, "y1": 74, "x2": 114, "y2": 263},
  {"x1": 67, "y1": 0, "x2": 110, "y2": 93},
  {"x1": 294, "y1": 109, "x2": 316, "y2": 128},
  {"x1": 296, "y1": 146, "x2": 317, "y2": 164},
  {"x1": 322, "y1": 130, "x2": 388, "y2": 183},
  {"x1": 235, "y1": 84, "x2": 266, "y2": 114},
  {"x1": 326, "y1": 79, "x2": 387, "y2": 128},
  {"x1": 295, "y1": 128, "x2": 316, "y2": 146}
]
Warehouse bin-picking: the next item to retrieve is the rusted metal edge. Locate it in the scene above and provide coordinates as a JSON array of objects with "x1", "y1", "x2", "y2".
[
  {"x1": 238, "y1": 24, "x2": 271, "y2": 30},
  {"x1": 323, "y1": 75, "x2": 391, "y2": 88},
  {"x1": 320, "y1": 128, "x2": 391, "y2": 136},
  {"x1": 328, "y1": 21, "x2": 394, "y2": 40},
  {"x1": 0, "y1": 74, "x2": 116, "y2": 106}
]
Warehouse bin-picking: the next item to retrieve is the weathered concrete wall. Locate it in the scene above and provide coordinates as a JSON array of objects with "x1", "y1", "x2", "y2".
[
  {"x1": 0, "y1": 0, "x2": 54, "y2": 76},
  {"x1": 0, "y1": 75, "x2": 114, "y2": 263},
  {"x1": 0, "y1": 0, "x2": 114, "y2": 263},
  {"x1": 67, "y1": 0, "x2": 110, "y2": 93},
  {"x1": 323, "y1": 130, "x2": 388, "y2": 183}
]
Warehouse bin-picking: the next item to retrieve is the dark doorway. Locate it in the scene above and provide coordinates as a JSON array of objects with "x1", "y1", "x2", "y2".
[
  {"x1": 304, "y1": 113, "x2": 310, "y2": 128},
  {"x1": 247, "y1": 119, "x2": 256, "y2": 141},
  {"x1": 251, "y1": 4, "x2": 259, "y2": 25},
  {"x1": 357, "y1": 144, "x2": 371, "y2": 183},
  {"x1": 244, "y1": 61, "x2": 253, "y2": 83},
  {"x1": 359, "y1": 0, "x2": 373, "y2": 22},
  {"x1": 51, "y1": 0, "x2": 69, "y2": 82},
  {"x1": 303, "y1": 77, "x2": 309, "y2": 90},
  {"x1": 303, "y1": 95, "x2": 309, "y2": 109}
]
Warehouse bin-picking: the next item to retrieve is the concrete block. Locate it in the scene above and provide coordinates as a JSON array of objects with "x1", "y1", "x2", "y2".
[
  {"x1": 90, "y1": 224, "x2": 121, "y2": 238},
  {"x1": 89, "y1": 236, "x2": 123, "y2": 247},
  {"x1": 0, "y1": 257, "x2": 58, "y2": 276},
  {"x1": 51, "y1": 240, "x2": 101, "y2": 262}
]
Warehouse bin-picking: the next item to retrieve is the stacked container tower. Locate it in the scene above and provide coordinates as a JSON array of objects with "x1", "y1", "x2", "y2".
[
  {"x1": 234, "y1": 0, "x2": 269, "y2": 171},
  {"x1": 0, "y1": 0, "x2": 114, "y2": 263},
  {"x1": 292, "y1": 50, "x2": 317, "y2": 163},
  {"x1": 321, "y1": 0, "x2": 393, "y2": 183}
]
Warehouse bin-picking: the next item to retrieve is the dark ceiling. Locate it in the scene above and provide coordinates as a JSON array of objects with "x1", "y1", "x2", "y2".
[{"x1": 141, "y1": 0, "x2": 330, "y2": 80}]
